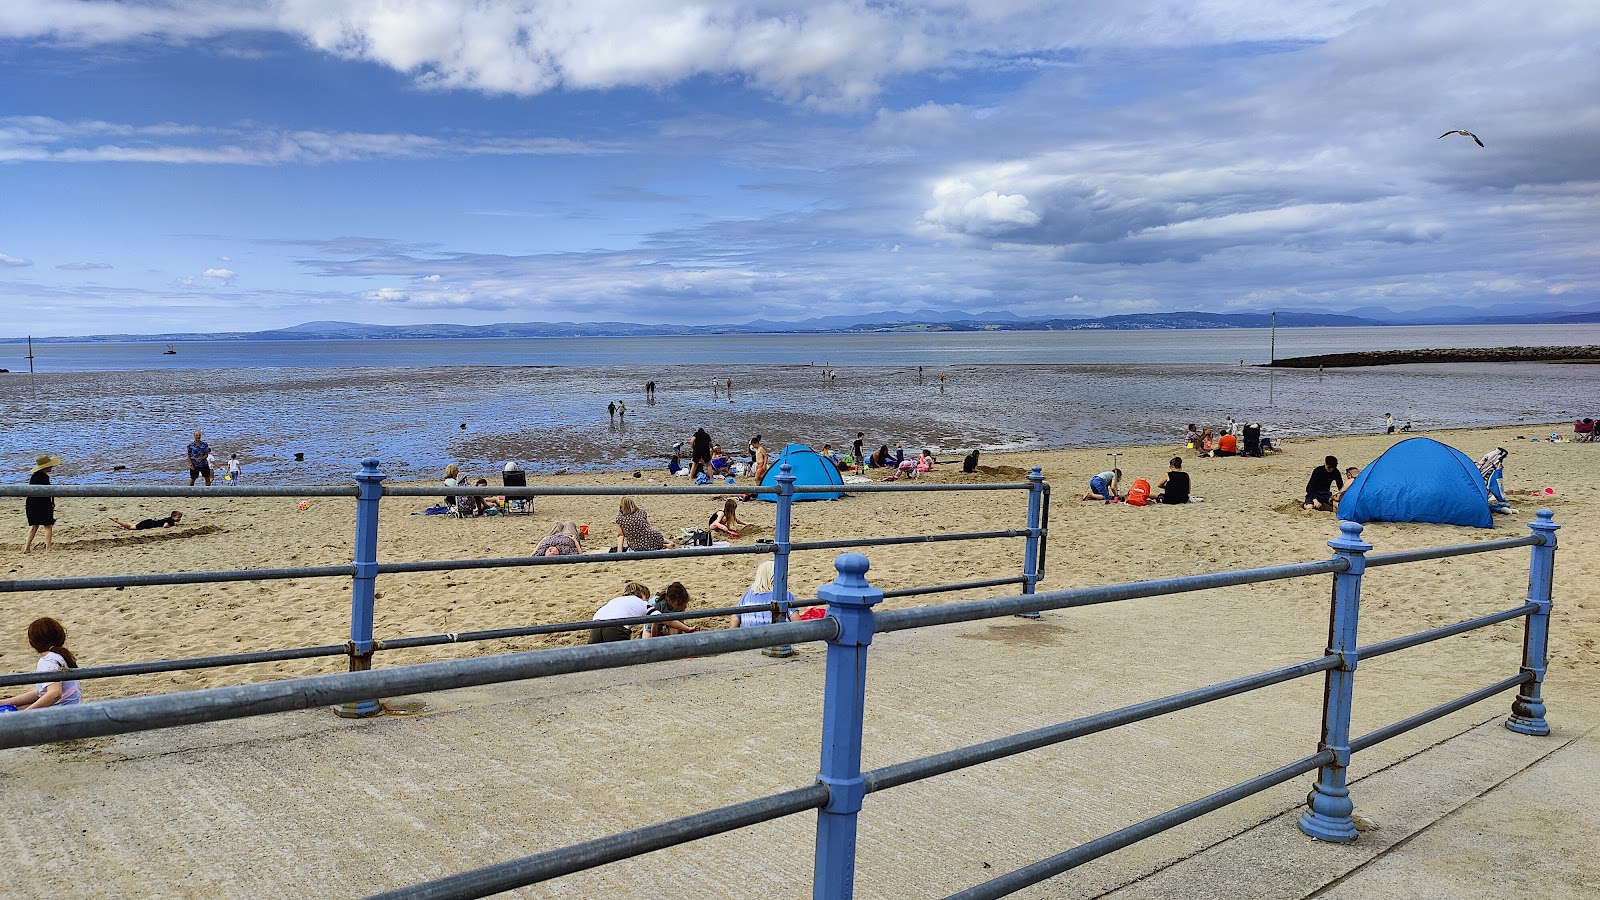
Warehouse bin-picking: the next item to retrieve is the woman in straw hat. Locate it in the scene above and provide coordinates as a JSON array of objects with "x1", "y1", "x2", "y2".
[{"x1": 24, "y1": 453, "x2": 61, "y2": 554}]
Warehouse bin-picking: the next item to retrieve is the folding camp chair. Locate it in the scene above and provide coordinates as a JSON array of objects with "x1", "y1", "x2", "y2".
[{"x1": 502, "y1": 467, "x2": 532, "y2": 515}]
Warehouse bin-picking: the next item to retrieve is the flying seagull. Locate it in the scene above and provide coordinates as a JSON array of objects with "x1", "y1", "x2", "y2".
[{"x1": 1438, "y1": 129, "x2": 1484, "y2": 147}]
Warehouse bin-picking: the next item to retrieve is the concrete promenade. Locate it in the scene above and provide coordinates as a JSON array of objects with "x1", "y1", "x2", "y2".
[{"x1": 3, "y1": 587, "x2": 1595, "y2": 899}]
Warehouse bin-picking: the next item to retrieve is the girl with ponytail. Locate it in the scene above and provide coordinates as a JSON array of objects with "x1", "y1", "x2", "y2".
[{"x1": 2, "y1": 617, "x2": 81, "y2": 711}]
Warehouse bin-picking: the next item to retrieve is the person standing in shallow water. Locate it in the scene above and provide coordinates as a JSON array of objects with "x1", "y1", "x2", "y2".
[
  {"x1": 186, "y1": 430, "x2": 214, "y2": 486},
  {"x1": 608, "y1": 400, "x2": 616, "y2": 423}
]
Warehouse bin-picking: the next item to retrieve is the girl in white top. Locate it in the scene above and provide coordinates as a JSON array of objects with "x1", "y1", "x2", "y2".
[{"x1": 1, "y1": 617, "x2": 81, "y2": 710}]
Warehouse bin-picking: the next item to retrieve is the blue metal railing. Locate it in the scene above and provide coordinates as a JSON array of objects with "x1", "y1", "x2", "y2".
[
  {"x1": 0, "y1": 473, "x2": 1557, "y2": 898},
  {"x1": 0, "y1": 460, "x2": 1046, "y2": 701}
]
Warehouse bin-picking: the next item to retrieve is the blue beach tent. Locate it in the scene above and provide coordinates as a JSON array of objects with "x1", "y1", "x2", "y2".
[
  {"x1": 755, "y1": 444, "x2": 845, "y2": 501},
  {"x1": 1336, "y1": 437, "x2": 1492, "y2": 528}
]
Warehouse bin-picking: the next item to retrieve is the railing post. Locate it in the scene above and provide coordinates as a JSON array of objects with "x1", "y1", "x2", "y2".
[
  {"x1": 1507, "y1": 508, "x2": 1558, "y2": 736},
  {"x1": 1016, "y1": 466, "x2": 1046, "y2": 618},
  {"x1": 813, "y1": 552, "x2": 882, "y2": 900},
  {"x1": 1298, "y1": 519, "x2": 1371, "y2": 843},
  {"x1": 335, "y1": 458, "x2": 385, "y2": 718},
  {"x1": 766, "y1": 463, "x2": 797, "y2": 658}
]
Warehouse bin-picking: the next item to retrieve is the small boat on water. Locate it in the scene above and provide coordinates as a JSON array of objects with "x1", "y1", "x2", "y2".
[{"x1": 162, "y1": 345, "x2": 177, "y2": 355}]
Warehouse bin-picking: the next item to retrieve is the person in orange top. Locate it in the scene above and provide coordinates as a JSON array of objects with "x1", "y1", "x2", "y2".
[{"x1": 1215, "y1": 432, "x2": 1238, "y2": 457}]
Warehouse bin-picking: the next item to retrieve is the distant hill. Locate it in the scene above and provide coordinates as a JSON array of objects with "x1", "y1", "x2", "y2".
[{"x1": 6, "y1": 309, "x2": 1386, "y2": 343}]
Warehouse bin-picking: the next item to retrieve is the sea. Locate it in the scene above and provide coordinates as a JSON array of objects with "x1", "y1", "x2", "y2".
[{"x1": 3, "y1": 324, "x2": 1598, "y2": 484}]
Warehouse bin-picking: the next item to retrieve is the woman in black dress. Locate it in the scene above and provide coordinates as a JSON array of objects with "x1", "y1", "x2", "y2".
[{"x1": 24, "y1": 453, "x2": 60, "y2": 554}]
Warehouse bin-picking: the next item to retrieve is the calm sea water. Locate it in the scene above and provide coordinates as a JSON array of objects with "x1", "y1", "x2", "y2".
[{"x1": 3, "y1": 325, "x2": 1597, "y2": 484}]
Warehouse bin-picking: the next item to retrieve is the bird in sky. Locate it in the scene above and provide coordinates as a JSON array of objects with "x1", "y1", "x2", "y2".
[{"x1": 1438, "y1": 129, "x2": 1484, "y2": 147}]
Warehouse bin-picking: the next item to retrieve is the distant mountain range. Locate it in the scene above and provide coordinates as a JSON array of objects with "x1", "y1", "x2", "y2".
[{"x1": 9, "y1": 304, "x2": 1600, "y2": 343}]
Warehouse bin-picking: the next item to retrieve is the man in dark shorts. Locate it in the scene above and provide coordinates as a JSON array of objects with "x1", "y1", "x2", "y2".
[
  {"x1": 1303, "y1": 456, "x2": 1343, "y2": 510},
  {"x1": 187, "y1": 430, "x2": 214, "y2": 486},
  {"x1": 110, "y1": 511, "x2": 183, "y2": 530},
  {"x1": 690, "y1": 427, "x2": 713, "y2": 479}
]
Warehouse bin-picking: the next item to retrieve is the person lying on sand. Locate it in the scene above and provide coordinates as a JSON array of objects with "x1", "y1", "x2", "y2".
[{"x1": 109, "y1": 511, "x2": 183, "y2": 530}]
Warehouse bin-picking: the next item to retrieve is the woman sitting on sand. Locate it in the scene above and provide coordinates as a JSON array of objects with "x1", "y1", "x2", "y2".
[
  {"x1": 442, "y1": 463, "x2": 461, "y2": 507},
  {"x1": 709, "y1": 499, "x2": 753, "y2": 538},
  {"x1": 532, "y1": 521, "x2": 584, "y2": 556},
  {"x1": 869, "y1": 445, "x2": 893, "y2": 468},
  {"x1": 614, "y1": 497, "x2": 673, "y2": 552},
  {"x1": 728, "y1": 560, "x2": 796, "y2": 629}
]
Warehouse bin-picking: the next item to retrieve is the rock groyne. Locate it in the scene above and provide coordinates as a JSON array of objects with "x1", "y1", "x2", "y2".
[{"x1": 1267, "y1": 345, "x2": 1600, "y2": 368}]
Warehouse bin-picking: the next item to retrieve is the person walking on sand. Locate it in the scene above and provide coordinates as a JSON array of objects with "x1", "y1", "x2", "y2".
[
  {"x1": 227, "y1": 453, "x2": 241, "y2": 482},
  {"x1": 726, "y1": 377, "x2": 734, "y2": 401},
  {"x1": 23, "y1": 453, "x2": 61, "y2": 554},
  {"x1": 1383, "y1": 412, "x2": 1396, "y2": 434},
  {"x1": 608, "y1": 400, "x2": 616, "y2": 423},
  {"x1": 938, "y1": 372, "x2": 946, "y2": 393},
  {"x1": 616, "y1": 399, "x2": 627, "y2": 422},
  {"x1": 186, "y1": 430, "x2": 214, "y2": 486},
  {"x1": 690, "y1": 427, "x2": 713, "y2": 479}
]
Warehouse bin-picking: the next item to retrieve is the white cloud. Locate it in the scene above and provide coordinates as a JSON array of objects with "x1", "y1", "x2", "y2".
[
  {"x1": 0, "y1": 252, "x2": 33, "y2": 267},
  {"x1": 56, "y1": 261, "x2": 113, "y2": 270},
  {"x1": 0, "y1": 117, "x2": 615, "y2": 165},
  {"x1": 203, "y1": 267, "x2": 236, "y2": 282},
  {"x1": 920, "y1": 177, "x2": 1041, "y2": 237},
  {"x1": 5, "y1": 1, "x2": 1381, "y2": 108}
]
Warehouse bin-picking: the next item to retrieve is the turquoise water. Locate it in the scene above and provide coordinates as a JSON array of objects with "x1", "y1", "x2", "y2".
[{"x1": 2, "y1": 325, "x2": 1597, "y2": 483}]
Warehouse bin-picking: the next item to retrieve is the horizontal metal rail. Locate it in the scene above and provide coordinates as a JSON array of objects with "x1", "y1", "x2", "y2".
[
  {"x1": 0, "y1": 485, "x2": 357, "y2": 498},
  {"x1": 1349, "y1": 673, "x2": 1531, "y2": 753},
  {"x1": 792, "y1": 482, "x2": 1033, "y2": 494},
  {"x1": 0, "y1": 643, "x2": 352, "y2": 688},
  {"x1": 0, "y1": 596, "x2": 807, "y2": 687},
  {"x1": 874, "y1": 559, "x2": 1348, "y2": 633},
  {"x1": 1364, "y1": 533, "x2": 1542, "y2": 567},
  {"x1": 1, "y1": 575, "x2": 1029, "y2": 687},
  {"x1": 369, "y1": 784, "x2": 833, "y2": 900},
  {"x1": 377, "y1": 481, "x2": 1033, "y2": 498},
  {"x1": 865, "y1": 655, "x2": 1339, "y2": 794},
  {"x1": 0, "y1": 564, "x2": 353, "y2": 593},
  {"x1": 0, "y1": 618, "x2": 839, "y2": 749},
  {"x1": 375, "y1": 543, "x2": 772, "y2": 575},
  {"x1": 1355, "y1": 604, "x2": 1537, "y2": 661},
  {"x1": 881, "y1": 577, "x2": 1026, "y2": 599},
  {"x1": 788, "y1": 529, "x2": 1029, "y2": 552},
  {"x1": 946, "y1": 750, "x2": 1334, "y2": 900}
]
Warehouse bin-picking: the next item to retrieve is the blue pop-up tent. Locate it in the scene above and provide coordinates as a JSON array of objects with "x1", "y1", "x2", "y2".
[
  {"x1": 755, "y1": 444, "x2": 844, "y2": 501},
  {"x1": 1336, "y1": 437, "x2": 1492, "y2": 528}
]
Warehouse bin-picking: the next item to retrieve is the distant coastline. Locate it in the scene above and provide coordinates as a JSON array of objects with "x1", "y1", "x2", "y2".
[{"x1": 1268, "y1": 346, "x2": 1600, "y2": 368}]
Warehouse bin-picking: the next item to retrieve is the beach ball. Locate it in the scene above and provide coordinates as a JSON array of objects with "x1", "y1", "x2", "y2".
[{"x1": 298, "y1": 500, "x2": 310, "y2": 511}]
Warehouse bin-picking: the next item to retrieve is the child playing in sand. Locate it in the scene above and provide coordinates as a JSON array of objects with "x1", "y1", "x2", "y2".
[
  {"x1": 109, "y1": 511, "x2": 183, "y2": 530},
  {"x1": 1, "y1": 617, "x2": 81, "y2": 711},
  {"x1": 1083, "y1": 468, "x2": 1121, "y2": 503},
  {"x1": 644, "y1": 582, "x2": 699, "y2": 638},
  {"x1": 709, "y1": 499, "x2": 753, "y2": 538},
  {"x1": 588, "y1": 582, "x2": 652, "y2": 643},
  {"x1": 227, "y1": 453, "x2": 241, "y2": 482}
]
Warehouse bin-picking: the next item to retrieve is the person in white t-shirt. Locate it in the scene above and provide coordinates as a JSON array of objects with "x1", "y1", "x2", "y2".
[
  {"x1": 1, "y1": 617, "x2": 81, "y2": 711},
  {"x1": 588, "y1": 581, "x2": 653, "y2": 643}
]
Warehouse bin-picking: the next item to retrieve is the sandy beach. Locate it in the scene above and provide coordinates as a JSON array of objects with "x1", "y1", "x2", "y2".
[{"x1": 3, "y1": 422, "x2": 1596, "y2": 698}]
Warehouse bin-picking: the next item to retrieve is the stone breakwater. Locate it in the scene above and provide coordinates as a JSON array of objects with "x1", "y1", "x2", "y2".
[{"x1": 1268, "y1": 345, "x2": 1600, "y2": 368}]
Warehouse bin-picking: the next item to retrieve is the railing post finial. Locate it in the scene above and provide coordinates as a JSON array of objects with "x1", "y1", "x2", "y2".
[
  {"x1": 336, "y1": 458, "x2": 386, "y2": 718},
  {"x1": 1299, "y1": 519, "x2": 1371, "y2": 843},
  {"x1": 813, "y1": 553, "x2": 882, "y2": 898},
  {"x1": 1508, "y1": 509, "x2": 1558, "y2": 736}
]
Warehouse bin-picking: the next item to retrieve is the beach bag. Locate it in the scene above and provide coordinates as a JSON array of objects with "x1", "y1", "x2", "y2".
[
  {"x1": 691, "y1": 529, "x2": 713, "y2": 547},
  {"x1": 1126, "y1": 478, "x2": 1151, "y2": 506}
]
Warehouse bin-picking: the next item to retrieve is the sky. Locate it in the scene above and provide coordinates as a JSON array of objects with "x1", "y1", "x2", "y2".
[{"x1": 1, "y1": 1, "x2": 1597, "y2": 337}]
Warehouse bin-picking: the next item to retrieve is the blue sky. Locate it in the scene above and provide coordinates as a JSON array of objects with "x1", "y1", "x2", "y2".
[{"x1": 2, "y1": 0, "x2": 1597, "y2": 336}]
